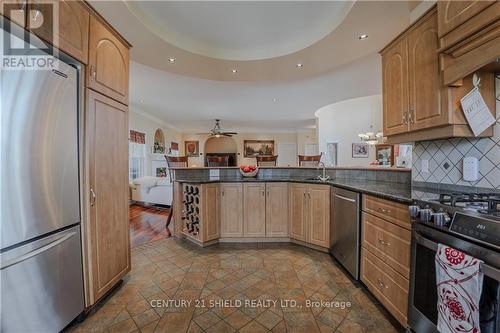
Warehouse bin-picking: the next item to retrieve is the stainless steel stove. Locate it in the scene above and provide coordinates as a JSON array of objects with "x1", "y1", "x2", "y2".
[{"x1": 407, "y1": 192, "x2": 500, "y2": 333}]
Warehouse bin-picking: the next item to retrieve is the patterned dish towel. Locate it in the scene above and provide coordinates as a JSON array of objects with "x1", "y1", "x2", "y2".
[{"x1": 436, "y1": 244, "x2": 484, "y2": 333}]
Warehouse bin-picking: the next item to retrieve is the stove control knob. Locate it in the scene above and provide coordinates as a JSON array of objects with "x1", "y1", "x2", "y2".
[
  {"x1": 419, "y1": 207, "x2": 434, "y2": 222},
  {"x1": 433, "y1": 210, "x2": 451, "y2": 227},
  {"x1": 408, "y1": 205, "x2": 421, "y2": 218}
]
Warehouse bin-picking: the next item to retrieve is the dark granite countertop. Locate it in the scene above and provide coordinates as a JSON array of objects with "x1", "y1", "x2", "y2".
[{"x1": 174, "y1": 177, "x2": 413, "y2": 204}]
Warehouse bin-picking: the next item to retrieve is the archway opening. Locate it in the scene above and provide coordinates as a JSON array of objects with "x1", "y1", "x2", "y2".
[{"x1": 204, "y1": 136, "x2": 238, "y2": 166}]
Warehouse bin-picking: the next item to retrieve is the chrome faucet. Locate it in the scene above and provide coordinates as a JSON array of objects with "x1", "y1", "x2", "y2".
[{"x1": 317, "y1": 162, "x2": 330, "y2": 182}]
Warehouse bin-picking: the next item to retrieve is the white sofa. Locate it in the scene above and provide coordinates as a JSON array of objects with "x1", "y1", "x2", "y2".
[{"x1": 130, "y1": 176, "x2": 172, "y2": 206}]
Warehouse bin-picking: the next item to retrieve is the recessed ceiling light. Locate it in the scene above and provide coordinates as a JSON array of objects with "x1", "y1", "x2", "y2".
[
  {"x1": 273, "y1": 98, "x2": 278, "y2": 102},
  {"x1": 296, "y1": 63, "x2": 303, "y2": 68},
  {"x1": 358, "y1": 34, "x2": 368, "y2": 40},
  {"x1": 168, "y1": 58, "x2": 175, "y2": 63},
  {"x1": 231, "y1": 69, "x2": 238, "y2": 73}
]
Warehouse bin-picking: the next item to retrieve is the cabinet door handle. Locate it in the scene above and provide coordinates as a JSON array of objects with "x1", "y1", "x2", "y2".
[
  {"x1": 261, "y1": 190, "x2": 265, "y2": 197},
  {"x1": 402, "y1": 109, "x2": 407, "y2": 125},
  {"x1": 90, "y1": 188, "x2": 96, "y2": 206},
  {"x1": 408, "y1": 109, "x2": 415, "y2": 124},
  {"x1": 266, "y1": 191, "x2": 269, "y2": 197},
  {"x1": 90, "y1": 65, "x2": 96, "y2": 82},
  {"x1": 378, "y1": 207, "x2": 391, "y2": 214},
  {"x1": 221, "y1": 190, "x2": 224, "y2": 196}
]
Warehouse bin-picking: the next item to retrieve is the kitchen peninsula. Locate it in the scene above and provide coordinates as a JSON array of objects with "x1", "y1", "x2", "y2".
[
  {"x1": 171, "y1": 165, "x2": 414, "y2": 325},
  {"x1": 171, "y1": 166, "x2": 412, "y2": 247}
]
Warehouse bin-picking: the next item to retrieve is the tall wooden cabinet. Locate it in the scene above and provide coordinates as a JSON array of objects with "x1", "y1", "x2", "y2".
[
  {"x1": 243, "y1": 183, "x2": 266, "y2": 237},
  {"x1": 86, "y1": 89, "x2": 130, "y2": 304},
  {"x1": 265, "y1": 183, "x2": 288, "y2": 237},
  {"x1": 220, "y1": 183, "x2": 244, "y2": 237}
]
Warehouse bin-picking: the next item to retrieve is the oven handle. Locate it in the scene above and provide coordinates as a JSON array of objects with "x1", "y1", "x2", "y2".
[{"x1": 414, "y1": 232, "x2": 500, "y2": 281}]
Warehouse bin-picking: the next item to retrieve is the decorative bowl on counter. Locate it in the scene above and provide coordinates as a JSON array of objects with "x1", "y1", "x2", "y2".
[{"x1": 239, "y1": 165, "x2": 258, "y2": 177}]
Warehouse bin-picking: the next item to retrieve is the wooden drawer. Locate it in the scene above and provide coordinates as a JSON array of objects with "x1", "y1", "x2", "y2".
[
  {"x1": 362, "y1": 195, "x2": 410, "y2": 230},
  {"x1": 362, "y1": 212, "x2": 411, "y2": 279},
  {"x1": 361, "y1": 248, "x2": 409, "y2": 327}
]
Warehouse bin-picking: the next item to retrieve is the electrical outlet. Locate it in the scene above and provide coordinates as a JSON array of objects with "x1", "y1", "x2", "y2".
[
  {"x1": 463, "y1": 156, "x2": 479, "y2": 181},
  {"x1": 422, "y1": 159, "x2": 429, "y2": 173}
]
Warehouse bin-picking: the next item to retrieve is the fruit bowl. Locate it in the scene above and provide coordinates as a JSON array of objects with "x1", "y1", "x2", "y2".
[{"x1": 239, "y1": 165, "x2": 259, "y2": 177}]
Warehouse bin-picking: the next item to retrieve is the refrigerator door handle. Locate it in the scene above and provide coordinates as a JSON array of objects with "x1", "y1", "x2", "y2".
[
  {"x1": 0, "y1": 231, "x2": 77, "y2": 270},
  {"x1": 90, "y1": 188, "x2": 96, "y2": 206}
]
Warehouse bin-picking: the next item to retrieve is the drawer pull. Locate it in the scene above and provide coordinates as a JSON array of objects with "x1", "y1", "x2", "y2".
[
  {"x1": 378, "y1": 207, "x2": 392, "y2": 214},
  {"x1": 377, "y1": 279, "x2": 389, "y2": 289},
  {"x1": 378, "y1": 239, "x2": 391, "y2": 246}
]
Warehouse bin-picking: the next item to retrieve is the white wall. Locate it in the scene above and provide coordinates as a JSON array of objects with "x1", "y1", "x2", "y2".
[
  {"x1": 316, "y1": 95, "x2": 382, "y2": 166},
  {"x1": 129, "y1": 108, "x2": 183, "y2": 176},
  {"x1": 182, "y1": 132, "x2": 314, "y2": 166}
]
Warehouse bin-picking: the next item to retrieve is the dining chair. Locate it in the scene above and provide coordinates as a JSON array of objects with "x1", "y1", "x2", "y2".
[
  {"x1": 256, "y1": 155, "x2": 278, "y2": 166},
  {"x1": 298, "y1": 153, "x2": 322, "y2": 167},
  {"x1": 164, "y1": 155, "x2": 189, "y2": 237}
]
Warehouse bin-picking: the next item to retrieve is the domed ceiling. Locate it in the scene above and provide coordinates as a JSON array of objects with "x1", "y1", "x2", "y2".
[
  {"x1": 89, "y1": 1, "x2": 411, "y2": 82},
  {"x1": 125, "y1": 1, "x2": 354, "y2": 61}
]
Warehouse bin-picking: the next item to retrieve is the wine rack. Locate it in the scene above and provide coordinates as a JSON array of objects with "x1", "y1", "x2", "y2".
[{"x1": 182, "y1": 184, "x2": 201, "y2": 238}]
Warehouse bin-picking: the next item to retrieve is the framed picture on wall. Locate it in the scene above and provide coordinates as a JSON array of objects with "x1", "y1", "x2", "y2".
[
  {"x1": 185, "y1": 141, "x2": 199, "y2": 157},
  {"x1": 375, "y1": 144, "x2": 394, "y2": 166},
  {"x1": 244, "y1": 140, "x2": 275, "y2": 157},
  {"x1": 352, "y1": 143, "x2": 369, "y2": 158}
]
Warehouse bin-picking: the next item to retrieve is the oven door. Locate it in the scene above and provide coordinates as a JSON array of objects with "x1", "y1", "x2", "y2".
[{"x1": 409, "y1": 227, "x2": 500, "y2": 333}]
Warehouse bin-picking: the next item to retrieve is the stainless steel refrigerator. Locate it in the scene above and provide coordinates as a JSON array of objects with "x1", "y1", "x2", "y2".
[{"x1": 0, "y1": 59, "x2": 85, "y2": 331}]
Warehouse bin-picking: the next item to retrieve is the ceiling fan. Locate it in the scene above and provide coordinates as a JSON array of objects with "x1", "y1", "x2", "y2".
[{"x1": 197, "y1": 119, "x2": 238, "y2": 137}]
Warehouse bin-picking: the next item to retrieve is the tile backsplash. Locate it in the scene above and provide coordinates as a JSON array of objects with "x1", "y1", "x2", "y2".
[{"x1": 412, "y1": 75, "x2": 500, "y2": 189}]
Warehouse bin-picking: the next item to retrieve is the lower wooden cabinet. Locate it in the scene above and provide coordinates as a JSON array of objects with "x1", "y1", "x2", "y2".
[
  {"x1": 265, "y1": 183, "x2": 289, "y2": 237},
  {"x1": 202, "y1": 184, "x2": 220, "y2": 241},
  {"x1": 85, "y1": 89, "x2": 130, "y2": 305},
  {"x1": 243, "y1": 183, "x2": 266, "y2": 237},
  {"x1": 361, "y1": 248, "x2": 409, "y2": 326},
  {"x1": 308, "y1": 185, "x2": 331, "y2": 248},
  {"x1": 289, "y1": 183, "x2": 330, "y2": 249},
  {"x1": 220, "y1": 183, "x2": 244, "y2": 237},
  {"x1": 289, "y1": 183, "x2": 307, "y2": 241}
]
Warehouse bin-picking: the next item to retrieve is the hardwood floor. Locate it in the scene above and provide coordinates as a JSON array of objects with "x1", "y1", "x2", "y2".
[{"x1": 129, "y1": 204, "x2": 171, "y2": 248}]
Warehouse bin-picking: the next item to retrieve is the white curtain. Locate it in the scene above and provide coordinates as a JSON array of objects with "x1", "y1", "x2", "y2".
[{"x1": 129, "y1": 142, "x2": 146, "y2": 181}]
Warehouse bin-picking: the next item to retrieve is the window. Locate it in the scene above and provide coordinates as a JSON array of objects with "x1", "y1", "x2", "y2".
[{"x1": 129, "y1": 130, "x2": 146, "y2": 181}]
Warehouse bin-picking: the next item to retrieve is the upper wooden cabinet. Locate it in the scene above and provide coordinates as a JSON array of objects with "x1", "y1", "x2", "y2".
[
  {"x1": 265, "y1": 183, "x2": 288, "y2": 237},
  {"x1": 243, "y1": 183, "x2": 266, "y2": 237},
  {"x1": 382, "y1": 38, "x2": 409, "y2": 136},
  {"x1": 28, "y1": 0, "x2": 89, "y2": 64},
  {"x1": 0, "y1": 0, "x2": 26, "y2": 27},
  {"x1": 381, "y1": 7, "x2": 496, "y2": 143},
  {"x1": 407, "y1": 14, "x2": 448, "y2": 131},
  {"x1": 437, "y1": 1, "x2": 495, "y2": 38},
  {"x1": 220, "y1": 183, "x2": 243, "y2": 238},
  {"x1": 87, "y1": 15, "x2": 129, "y2": 105}
]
